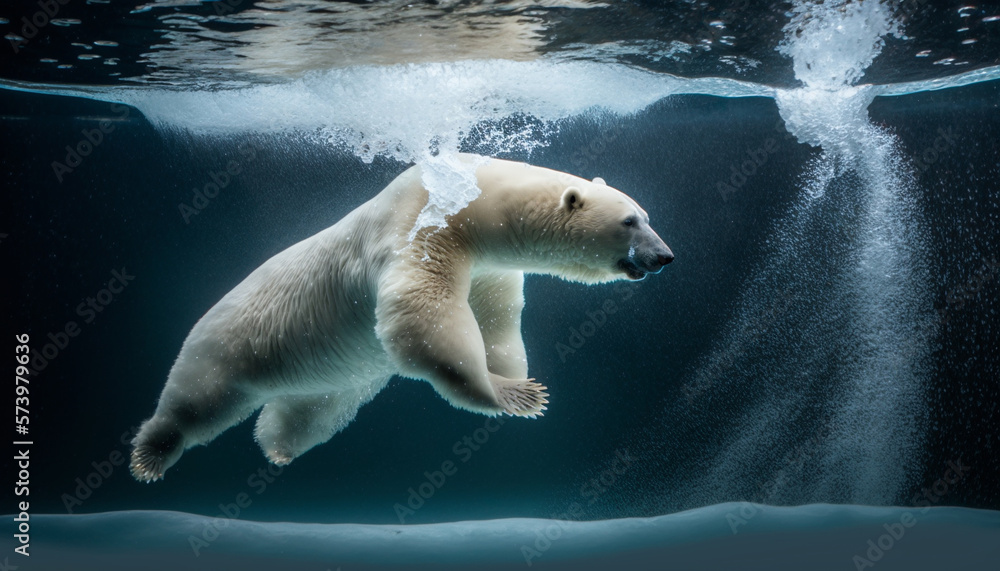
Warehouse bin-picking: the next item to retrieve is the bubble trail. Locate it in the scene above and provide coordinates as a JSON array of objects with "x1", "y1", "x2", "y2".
[{"x1": 670, "y1": 0, "x2": 934, "y2": 506}]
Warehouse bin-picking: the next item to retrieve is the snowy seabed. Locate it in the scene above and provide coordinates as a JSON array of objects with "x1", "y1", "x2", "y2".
[{"x1": 9, "y1": 503, "x2": 998, "y2": 571}]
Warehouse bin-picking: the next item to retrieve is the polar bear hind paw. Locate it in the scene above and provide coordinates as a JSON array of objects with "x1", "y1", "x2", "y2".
[
  {"x1": 493, "y1": 378, "x2": 549, "y2": 418},
  {"x1": 264, "y1": 449, "x2": 294, "y2": 466},
  {"x1": 130, "y1": 445, "x2": 168, "y2": 483}
]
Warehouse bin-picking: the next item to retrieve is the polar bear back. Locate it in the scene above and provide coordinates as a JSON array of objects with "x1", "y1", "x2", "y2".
[{"x1": 175, "y1": 167, "x2": 430, "y2": 394}]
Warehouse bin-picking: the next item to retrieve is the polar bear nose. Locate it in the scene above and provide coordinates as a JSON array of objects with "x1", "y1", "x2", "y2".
[
  {"x1": 637, "y1": 234, "x2": 673, "y2": 273},
  {"x1": 641, "y1": 247, "x2": 673, "y2": 275},
  {"x1": 655, "y1": 244, "x2": 674, "y2": 268}
]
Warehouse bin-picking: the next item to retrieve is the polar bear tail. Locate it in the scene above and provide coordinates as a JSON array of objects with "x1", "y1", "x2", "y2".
[{"x1": 492, "y1": 378, "x2": 549, "y2": 418}]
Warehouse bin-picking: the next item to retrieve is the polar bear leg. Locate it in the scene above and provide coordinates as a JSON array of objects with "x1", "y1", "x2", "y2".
[
  {"x1": 378, "y1": 266, "x2": 546, "y2": 417},
  {"x1": 254, "y1": 378, "x2": 390, "y2": 465},
  {"x1": 470, "y1": 270, "x2": 529, "y2": 379},
  {"x1": 131, "y1": 378, "x2": 262, "y2": 482}
]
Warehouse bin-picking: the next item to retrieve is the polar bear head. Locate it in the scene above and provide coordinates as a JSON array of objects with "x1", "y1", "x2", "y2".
[{"x1": 551, "y1": 177, "x2": 673, "y2": 284}]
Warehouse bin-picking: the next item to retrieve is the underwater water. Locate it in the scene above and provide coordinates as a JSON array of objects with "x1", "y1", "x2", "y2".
[{"x1": 2, "y1": 0, "x2": 999, "y2": 569}]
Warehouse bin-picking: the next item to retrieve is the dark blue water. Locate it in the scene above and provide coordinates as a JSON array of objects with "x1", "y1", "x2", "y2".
[{"x1": 2, "y1": 1, "x2": 999, "y2": 569}]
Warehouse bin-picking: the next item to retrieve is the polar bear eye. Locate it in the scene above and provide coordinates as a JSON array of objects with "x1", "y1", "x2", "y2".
[{"x1": 623, "y1": 217, "x2": 634, "y2": 227}]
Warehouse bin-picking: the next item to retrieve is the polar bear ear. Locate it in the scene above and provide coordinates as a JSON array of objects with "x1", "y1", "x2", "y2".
[
  {"x1": 592, "y1": 177, "x2": 606, "y2": 186},
  {"x1": 561, "y1": 186, "x2": 584, "y2": 212}
]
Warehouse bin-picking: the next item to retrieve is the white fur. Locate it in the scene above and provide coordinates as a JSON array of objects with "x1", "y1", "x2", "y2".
[{"x1": 130, "y1": 154, "x2": 668, "y2": 482}]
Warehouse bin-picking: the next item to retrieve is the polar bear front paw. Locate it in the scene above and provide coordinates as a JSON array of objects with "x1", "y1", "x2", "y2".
[{"x1": 492, "y1": 378, "x2": 549, "y2": 418}]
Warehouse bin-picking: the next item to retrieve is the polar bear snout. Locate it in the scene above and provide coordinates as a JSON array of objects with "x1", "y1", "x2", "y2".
[
  {"x1": 634, "y1": 231, "x2": 674, "y2": 274},
  {"x1": 639, "y1": 249, "x2": 673, "y2": 274},
  {"x1": 618, "y1": 245, "x2": 672, "y2": 280},
  {"x1": 651, "y1": 247, "x2": 675, "y2": 271}
]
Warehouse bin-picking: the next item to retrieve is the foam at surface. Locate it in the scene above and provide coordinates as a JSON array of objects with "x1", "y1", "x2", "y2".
[
  {"x1": 114, "y1": 60, "x2": 676, "y2": 159},
  {"x1": 775, "y1": 0, "x2": 893, "y2": 154},
  {"x1": 778, "y1": 0, "x2": 898, "y2": 91},
  {"x1": 411, "y1": 153, "x2": 491, "y2": 240},
  {"x1": 109, "y1": 59, "x2": 683, "y2": 233}
]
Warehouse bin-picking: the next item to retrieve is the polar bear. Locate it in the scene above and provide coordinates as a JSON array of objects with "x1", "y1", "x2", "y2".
[{"x1": 130, "y1": 155, "x2": 673, "y2": 482}]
